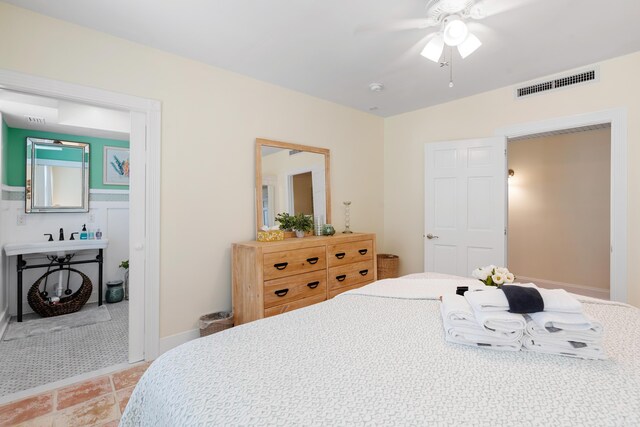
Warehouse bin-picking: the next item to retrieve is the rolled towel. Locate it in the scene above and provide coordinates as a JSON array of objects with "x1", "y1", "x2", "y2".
[
  {"x1": 473, "y1": 309, "x2": 527, "y2": 334},
  {"x1": 440, "y1": 294, "x2": 476, "y2": 327},
  {"x1": 522, "y1": 336, "x2": 606, "y2": 360},
  {"x1": 528, "y1": 311, "x2": 603, "y2": 333},
  {"x1": 525, "y1": 317, "x2": 603, "y2": 344},
  {"x1": 465, "y1": 285, "x2": 582, "y2": 314}
]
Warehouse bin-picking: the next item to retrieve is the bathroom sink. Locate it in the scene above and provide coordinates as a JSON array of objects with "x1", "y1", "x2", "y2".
[{"x1": 3, "y1": 239, "x2": 109, "y2": 257}]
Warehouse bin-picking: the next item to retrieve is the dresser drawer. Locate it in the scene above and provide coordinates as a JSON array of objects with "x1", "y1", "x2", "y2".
[
  {"x1": 264, "y1": 293, "x2": 327, "y2": 318},
  {"x1": 327, "y1": 239, "x2": 373, "y2": 267},
  {"x1": 329, "y1": 281, "x2": 372, "y2": 299},
  {"x1": 328, "y1": 260, "x2": 374, "y2": 291},
  {"x1": 264, "y1": 270, "x2": 327, "y2": 309},
  {"x1": 263, "y1": 246, "x2": 326, "y2": 280}
]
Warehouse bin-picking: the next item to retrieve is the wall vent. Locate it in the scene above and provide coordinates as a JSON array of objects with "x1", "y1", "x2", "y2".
[
  {"x1": 289, "y1": 149, "x2": 302, "y2": 156},
  {"x1": 516, "y1": 68, "x2": 598, "y2": 99},
  {"x1": 24, "y1": 115, "x2": 46, "y2": 124}
]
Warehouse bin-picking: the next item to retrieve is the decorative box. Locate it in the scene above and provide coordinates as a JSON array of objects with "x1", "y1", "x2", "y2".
[{"x1": 257, "y1": 229, "x2": 285, "y2": 242}]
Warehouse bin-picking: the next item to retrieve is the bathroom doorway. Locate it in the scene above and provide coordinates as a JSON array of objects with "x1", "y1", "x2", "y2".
[{"x1": 507, "y1": 126, "x2": 611, "y2": 299}]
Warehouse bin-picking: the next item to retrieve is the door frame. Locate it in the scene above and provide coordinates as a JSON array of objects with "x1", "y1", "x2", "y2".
[
  {"x1": 495, "y1": 108, "x2": 628, "y2": 303},
  {"x1": 0, "y1": 68, "x2": 162, "y2": 359}
]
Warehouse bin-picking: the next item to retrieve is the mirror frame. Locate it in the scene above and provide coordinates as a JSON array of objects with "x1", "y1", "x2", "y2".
[
  {"x1": 256, "y1": 138, "x2": 331, "y2": 233},
  {"x1": 26, "y1": 137, "x2": 90, "y2": 213}
]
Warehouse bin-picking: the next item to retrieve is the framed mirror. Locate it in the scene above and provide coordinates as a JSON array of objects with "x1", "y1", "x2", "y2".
[
  {"x1": 256, "y1": 138, "x2": 331, "y2": 232},
  {"x1": 26, "y1": 137, "x2": 90, "y2": 213}
]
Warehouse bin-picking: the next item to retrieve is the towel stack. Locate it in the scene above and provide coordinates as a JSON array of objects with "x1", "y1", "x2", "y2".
[
  {"x1": 442, "y1": 284, "x2": 606, "y2": 359},
  {"x1": 440, "y1": 293, "x2": 526, "y2": 351}
]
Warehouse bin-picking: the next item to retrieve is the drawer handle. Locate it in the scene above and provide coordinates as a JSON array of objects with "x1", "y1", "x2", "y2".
[
  {"x1": 359, "y1": 269, "x2": 369, "y2": 276},
  {"x1": 358, "y1": 249, "x2": 368, "y2": 255},
  {"x1": 307, "y1": 281, "x2": 320, "y2": 289},
  {"x1": 336, "y1": 274, "x2": 346, "y2": 282},
  {"x1": 306, "y1": 257, "x2": 319, "y2": 265},
  {"x1": 335, "y1": 252, "x2": 346, "y2": 259},
  {"x1": 274, "y1": 288, "x2": 289, "y2": 297},
  {"x1": 274, "y1": 262, "x2": 288, "y2": 270}
]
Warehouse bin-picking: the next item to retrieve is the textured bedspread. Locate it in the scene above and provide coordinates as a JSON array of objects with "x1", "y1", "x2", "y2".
[{"x1": 121, "y1": 278, "x2": 640, "y2": 426}]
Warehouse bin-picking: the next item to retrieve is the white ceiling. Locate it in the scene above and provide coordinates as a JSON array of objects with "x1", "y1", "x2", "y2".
[
  {"x1": 4, "y1": 0, "x2": 640, "y2": 117},
  {"x1": 0, "y1": 89, "x2": 130, "y2": 140}
]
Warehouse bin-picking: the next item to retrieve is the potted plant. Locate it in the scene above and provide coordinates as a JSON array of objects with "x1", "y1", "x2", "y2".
[
  {"x1": 119, "y1": 259, "x2": 129, "y2": 300},
  {"x1": 290, "y1": 213, "x2": 314, "y2": 238},
  {"x1": 275, "y1": 212, "x2": 295, "y2": 231}
]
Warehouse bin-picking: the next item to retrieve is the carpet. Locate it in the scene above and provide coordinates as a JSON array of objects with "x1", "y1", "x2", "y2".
[{"x1": 2, "y1": 305, "x2": 112, "y2": 341}]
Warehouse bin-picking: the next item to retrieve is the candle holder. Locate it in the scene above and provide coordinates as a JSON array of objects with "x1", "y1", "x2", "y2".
[{"x1": 342, "y1": 201, "x2": 353, "y2": 234}]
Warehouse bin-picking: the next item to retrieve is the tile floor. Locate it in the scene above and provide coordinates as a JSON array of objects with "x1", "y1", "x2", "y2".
[{"x1": 0, "y1": 362, "x2": 151, "y2": 427}]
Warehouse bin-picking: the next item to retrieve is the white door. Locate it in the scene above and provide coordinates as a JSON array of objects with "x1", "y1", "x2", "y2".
[{"x1": 424, "y1": 137, "x2": 506, "y2": 277}]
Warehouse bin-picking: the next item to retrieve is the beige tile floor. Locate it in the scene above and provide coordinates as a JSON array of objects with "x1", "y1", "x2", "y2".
[{"x1": 0, "y1": 362, "x2": 151, "y2": 427}]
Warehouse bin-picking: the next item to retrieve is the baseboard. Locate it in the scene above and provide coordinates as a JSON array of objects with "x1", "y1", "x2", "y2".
[
  {"x1": 0, "y1": 305, "x2": 9, "y2": 340},
  {"x1": 158, "y1": 328, "x2": 200, "y2": 355},
  {"x1": 517, "y1": 275, "x2": 610, "y2": 300}
]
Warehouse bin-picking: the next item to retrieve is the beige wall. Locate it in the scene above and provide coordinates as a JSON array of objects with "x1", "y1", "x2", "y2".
[
  {"x1": 0, "y1": 3, "x2": 385, "y2": 337},
  {"x1": 384, "y1": 52, "x2": 640, "y2": 307},
  {"x1": 507, "y1": 129, "x2": 610, "y2": 290}
]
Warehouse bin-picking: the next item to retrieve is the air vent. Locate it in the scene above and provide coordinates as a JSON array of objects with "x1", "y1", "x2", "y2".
[
  {"x1": 24, "y1": 115, "x2": 46, "y2": 124},
  {"x1": 516, "y1": 68, "x2": 598, "y2": 99},
  {"x1": 289, "y1": 149, "x2": 302, "y2": 156}
]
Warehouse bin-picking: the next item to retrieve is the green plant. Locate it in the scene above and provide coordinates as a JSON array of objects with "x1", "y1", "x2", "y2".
[
  {"x1": 119, "y1": 259, "x2": 129, "y2": 270},
  {"x1": 291, "y1": 213, "x2": 314, "y2": 233},
  {"x1": 275, "y1": 212, "x2": 295, "y2": 231}
]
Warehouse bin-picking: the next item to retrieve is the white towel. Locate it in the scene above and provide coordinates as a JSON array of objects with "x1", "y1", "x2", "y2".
[
  {"x1": 445, "y1": 333, "x2": 522, "y2": 352},
  {"x1": 443, "y1": 321, "x2": 523, "y2": 344},
  {"x1": 441, "y1": 294, "x2": 525, "y2": 338},
  {"x1": 525, "y1": 317, "x2": 603, "y2": 344},
  {"x1": 440, "y1": 294, "x2": 477, "y2": 327},
  {"x1": 464, "y1": 285, "x2": 583, "y2": 314},
  {"x1": 473, "y1": 309, "x2": 527, "y2": 334},
  {"x1": 522, "y1": 336, "x2": 606, "y2": 360},
  {"x1": 529, "y1": 311, "x2": 603, "y2": 333}
]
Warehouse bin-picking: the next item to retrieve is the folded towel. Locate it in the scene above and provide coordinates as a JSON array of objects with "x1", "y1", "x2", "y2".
[
  {"x1": 465, "y1": 285, "x2": 583, "y2": 314},
  {"x1": 501, "y1": 285, "x2": 544, "y2": 313},
  {"x1": 528, "y1": 311, "x2": 603, "y2": 333},
  {"x1": 445, "y1": 333, "x2": 522, "y2": 352},
  {"x1": 522, "y1": 336, "x2": 606, "y2": 360},
  {"x1": 443, "y1": 320, "x2": 523, "y2": 343},
  {"x1": 473, "y1": 309, "x2": 527, "y2": 334},
  {"x1": 525, "y1": 317, "x2": 603, "y2": 344}
]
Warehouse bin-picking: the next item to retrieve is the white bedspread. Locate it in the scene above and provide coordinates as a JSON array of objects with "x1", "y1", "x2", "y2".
[{"x1": 121, "y1": 275, "x2": 640, "y2": 426}]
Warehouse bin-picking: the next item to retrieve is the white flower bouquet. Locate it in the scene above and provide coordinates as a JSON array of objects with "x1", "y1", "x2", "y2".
[{"x1": 472, "y1": 265, "x2": 515, "y2": 287}]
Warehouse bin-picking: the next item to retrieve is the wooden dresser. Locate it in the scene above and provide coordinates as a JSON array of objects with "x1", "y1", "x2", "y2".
[{"x1": 232, "y1": 233, "x2": 377, "y2": 325}]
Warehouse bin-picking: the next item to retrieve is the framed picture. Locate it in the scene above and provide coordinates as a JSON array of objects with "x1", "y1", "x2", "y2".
[{"x1": 103, "y1": 146, "x2": 130, "y2": 185}]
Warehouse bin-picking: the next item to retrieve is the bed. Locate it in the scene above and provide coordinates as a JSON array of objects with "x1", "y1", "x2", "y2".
[{"x1": 120, "y1": 273, "x2": 640, "y2": 426}]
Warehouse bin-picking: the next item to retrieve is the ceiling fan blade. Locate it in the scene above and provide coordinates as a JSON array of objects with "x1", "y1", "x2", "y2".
[
  {"x1": 472, "y1": 0, "x2": 536, "y2": 19},
  {"x1": 355, "y1": 18, "x2": 434, "y2": 35}
]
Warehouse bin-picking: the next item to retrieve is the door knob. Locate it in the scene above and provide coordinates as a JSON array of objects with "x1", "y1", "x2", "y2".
[{"x1": 426, "y1": 234, "x2": 439, "y2": 240}]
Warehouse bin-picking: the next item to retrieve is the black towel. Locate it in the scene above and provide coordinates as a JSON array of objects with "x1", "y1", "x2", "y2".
[{"x1": 501, "y1": 285, "x2": 544, "y2": 314}]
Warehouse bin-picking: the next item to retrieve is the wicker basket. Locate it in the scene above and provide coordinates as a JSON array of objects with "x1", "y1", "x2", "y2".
[
  {"x1": 27, "y1": 268, "x2": 93, "y2": 317},
  {"x1": 377, "y1": 254, "x2": 400, "y2": 279},
  {"x1": 199, "y1": 312, "x2": 234, "y2": 337}
]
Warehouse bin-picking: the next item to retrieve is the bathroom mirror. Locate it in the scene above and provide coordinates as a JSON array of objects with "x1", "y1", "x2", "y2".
[
  {"x1": 256, "y1": 138, "x2": 331, "y2": 231},
  {"x1": 26, "y1": 137, "x2": 90, "y2": 213}
]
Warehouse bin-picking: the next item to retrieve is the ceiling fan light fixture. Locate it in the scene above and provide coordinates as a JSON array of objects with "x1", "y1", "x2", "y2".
[
  {"x1": 457, "y1": 33, "x2": 482, "y2": 58},
  {"x1": 443, "y1": 17, "x2": 468, "y2": 46},
  {"x1": 421, "y1": 34, "x2": 445, "y2": 62}
]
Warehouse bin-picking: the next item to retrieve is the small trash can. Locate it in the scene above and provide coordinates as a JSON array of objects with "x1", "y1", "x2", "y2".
[
  {"x1": 377, "y1": 254, "x2": 400, "y2": 279},
  {"x1": 199, "y1": 312, "x2": 234, "y2": 337}
]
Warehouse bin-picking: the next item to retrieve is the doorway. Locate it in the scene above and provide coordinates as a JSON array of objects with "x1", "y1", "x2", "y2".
[
  {"x1": 507, "y1": 126, "x2": 611, "y2": 299},
  {"x1": 0, "y1": 69, "x2": 160, "y2": 399}
]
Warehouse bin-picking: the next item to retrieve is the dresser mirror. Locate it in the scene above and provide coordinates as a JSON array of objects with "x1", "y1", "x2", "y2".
[
  {"x1": 256, "y1": 138, "x2": 331, "y2": 231},
  {"x1": 26, "y1": 137, "x2": 90, "y2": 213}
]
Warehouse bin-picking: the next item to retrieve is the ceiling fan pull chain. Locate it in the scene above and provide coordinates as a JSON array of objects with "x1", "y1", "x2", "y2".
[{"x1": 449, "y1": 47, "x2": 454, "y2": 88}]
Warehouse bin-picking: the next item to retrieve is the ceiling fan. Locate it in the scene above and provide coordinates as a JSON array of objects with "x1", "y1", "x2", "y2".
[{"x1": 420, "y1": 0, "x2": 485, "y2": 62}]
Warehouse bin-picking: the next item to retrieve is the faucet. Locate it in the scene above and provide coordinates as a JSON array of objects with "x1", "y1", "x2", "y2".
[
  {"x1": 70, "y1": 232, "x2": 79, "y2": 240},
  {"x1": 44, "y1": 233, "x2": 53, "y2": 242},
  {"x1": 59, "y1": 228, "x2": 64, "y2": 241}
]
